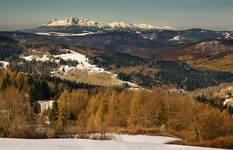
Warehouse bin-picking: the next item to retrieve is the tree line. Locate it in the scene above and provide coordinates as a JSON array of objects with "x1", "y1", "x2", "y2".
[{"x1": 49, "y1": 87, "x2": 233, "y2": 142}]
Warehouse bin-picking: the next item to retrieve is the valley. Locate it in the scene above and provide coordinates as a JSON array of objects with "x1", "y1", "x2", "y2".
[{"x1": 0, "y1": 17, "x2": 233, "y2": 149}]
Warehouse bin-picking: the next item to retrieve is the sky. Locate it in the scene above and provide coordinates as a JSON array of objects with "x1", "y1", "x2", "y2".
[{"x1": 0, "y1": 0, "x2": 233, "y2": 31}]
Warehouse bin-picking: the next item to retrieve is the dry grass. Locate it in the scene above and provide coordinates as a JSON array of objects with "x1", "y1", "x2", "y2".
[
  {"x1": 168, "y1": 136, "x2": 233, "y2": 149},
  {"x1": 114, "y1": 128, "x2": 161, "y2": 135},
  {"x1": 105, "y1": 127, "x2": 175, "y2": 137},
  {"x1": 196, "y1": 136, "x2": 233, "y2": 149},
  {"x1": 188, "y1": 54, "x2": 233, "y2": 73},
  {"x1": 61, "y1": 70, "x2": 124, "y2": 86}
]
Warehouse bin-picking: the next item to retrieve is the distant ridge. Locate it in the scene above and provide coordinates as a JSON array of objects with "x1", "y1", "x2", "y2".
[{"x1": 45, "y1": 17, "x2": 175, "y2": 30}]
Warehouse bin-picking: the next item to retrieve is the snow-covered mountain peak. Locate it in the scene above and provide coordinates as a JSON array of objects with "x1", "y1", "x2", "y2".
[{"x1": 45, "y1": 17, "x2": 175, "y2": 30}]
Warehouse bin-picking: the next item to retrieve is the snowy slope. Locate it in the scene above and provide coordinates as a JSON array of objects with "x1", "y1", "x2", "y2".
[
  {"x1": 53, "y1": 49, "x2": 106, "y2": 74},
  {"x1": 0, "y1": 135, "x2": 224, "y2": 150},
  {"x1": 21, "y1": 54, "x2": 50, "y2": 62},
  {"x1": 45, "y1": 17, "x2": 175, "y2": 30},
  {"x1": 21, "y1": 49, "x2": 108, "y2": 74},
  {"x1": 20, "y1": 49, "x2": 141, "y2": 88}
]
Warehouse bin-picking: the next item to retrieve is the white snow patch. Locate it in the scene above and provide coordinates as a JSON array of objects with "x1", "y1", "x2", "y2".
[
  {"x1": 36, "y1": 32, "x2": 51, "y2": 36},
  {"x1": 169, "y1": 35, "x2": 181, "y2": 41},
  {"x1": 0, "y1": 61, "x2": 9, "y2": 68},
  {"x1": 134, "y1": 23, "x2": 158, "y2": 30},
  {"x1": 223, "y1": 32, "x2": 232, "y2": 39},
  {"x1": 125, "y1": 81, "x2": 142, "y2": 91},
  {"x1": 125, "y1": 82, "x2": 139, "y2": 88},
  {"x1": 21, "y1": 55, "x2": 34, "y2": 61},
  {"x1": 36, "y1": 32, "x2": 99, "y2": 37},
  {"x1": 0, "y1": 135, "x2": 223, "y2": 150},
  {"x1": 55, "y1": 50, "x2": 88, "y2": 62},
  {"x1": 38, "y1": 100, "x2": 53, "y2": 114},
  {"x1": 223, "y1": 98, "x2": 233, "y2": 106},
  {"x1": 54, "y1": 49, "x2": 107, "y2": 74},
  {"x1": 115, "y1": 135, "x2": 178, "y2": 144},
  {"x1": 21, "y1": 54, "x2": 50, "y2": 62}
]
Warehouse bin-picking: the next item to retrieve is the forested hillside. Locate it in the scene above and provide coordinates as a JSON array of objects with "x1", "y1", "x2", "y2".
[
  {"x1": 0, "y1": 69, "x2": 100, "y2": 138},
  {"x1": 1, "y1": 35, "x2": 233, "y2": 91},
  {"x1": 0, "y1": 36, "x2": 22, "y2": 60},
  {"x1": 0, "y1": 35, "x2": 233, "y2": 148},
  {"x1": 54, "y1": 88, "x2": 233, "y2": 142},
  {"x1": 1, "y1": 68, "x2": 233, "y2": 149},
  {"x1": 91, "y1": 51, "x2": 233, "y2": 90}
]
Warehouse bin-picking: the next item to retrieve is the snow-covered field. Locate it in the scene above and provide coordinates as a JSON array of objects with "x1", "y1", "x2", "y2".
[
  {"x1": 36, "y1": 31, "x2": 100, "y2": 37},
  {"x1": 0, "y1": 135, "x2": 223, "y2": 150},
  {"x1": 54, "y1": 49, "x2": 106, "y2": 74},
  {"x1": 21, "y1": 49, "x2": 110, "y2": 74}
]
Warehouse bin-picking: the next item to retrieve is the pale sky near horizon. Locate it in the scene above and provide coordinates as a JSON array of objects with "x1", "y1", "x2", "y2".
[{"x1": 0, "y1": 0, "x2": 233, "y2": 31}]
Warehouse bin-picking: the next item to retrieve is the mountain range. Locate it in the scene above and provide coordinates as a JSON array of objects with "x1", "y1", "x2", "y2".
[
  {"x1": 21, "y1": 18, "x2": 232, "y2": 48},
  {"x1": 1, "y1": 17, "x2": 233, "y2": 148},
  {"x1": 1, "y1": 17, "x2": 233, "y2": 80},
  {"x1": 45, "y1": 17, "x2": 175, "y2": 30}
]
